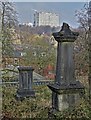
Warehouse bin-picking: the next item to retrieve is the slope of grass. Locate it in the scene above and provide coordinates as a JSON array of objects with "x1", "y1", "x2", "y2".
[
  {"x1": 2, "y1": 84, "x2": 91, "y2": 119},
  {"x1": 2, "y1": 85, "x2": 51, "y2": 118}
]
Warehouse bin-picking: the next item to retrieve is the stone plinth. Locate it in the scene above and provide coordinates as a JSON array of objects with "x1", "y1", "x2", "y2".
[
  {"x1": 16, "y1": 66, "x2": 35, "y2": 99},
  {"x1": 48, "y1": 81, "x2": 84, "y2": 111}
]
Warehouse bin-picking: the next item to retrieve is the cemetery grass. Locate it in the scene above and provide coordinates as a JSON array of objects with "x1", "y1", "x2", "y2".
[
  {"x1": 2, "y1": 84, "x2": 91, "y2": 119},
  {"x1": 2, "y1": 85, "x2": 52, "y2": 119}
]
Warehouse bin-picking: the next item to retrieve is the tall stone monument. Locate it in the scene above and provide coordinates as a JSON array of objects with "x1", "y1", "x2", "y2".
[{"x1": 48, "y1": 23, "x2": 84, "y2": 112}]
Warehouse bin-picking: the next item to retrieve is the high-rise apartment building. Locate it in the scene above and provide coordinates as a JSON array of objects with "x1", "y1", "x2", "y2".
[{"x1": 34, "y1": 11, "x2": 60, "y2": 27}]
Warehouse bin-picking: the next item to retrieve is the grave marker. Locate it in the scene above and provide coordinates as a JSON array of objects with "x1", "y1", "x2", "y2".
[
  {"x1": 48, "y1": 23, "x2": 85, "y2": 112},
  {"x1": 16, "y1": 66, "x2": 35, "y2": 99}
]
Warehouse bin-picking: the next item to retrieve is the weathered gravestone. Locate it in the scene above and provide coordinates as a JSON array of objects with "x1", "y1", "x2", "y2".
[
  {"x1": 48, "y1": 23, "x2": 85, "y2": 112},
  {"x1": 16, "y1": 66, "x2": 35, "y2": 99}
]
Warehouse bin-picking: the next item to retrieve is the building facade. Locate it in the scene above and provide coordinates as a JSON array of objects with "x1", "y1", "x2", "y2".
[{"x1": 34, "y1": 11, "x2": 60, "y2": 27}]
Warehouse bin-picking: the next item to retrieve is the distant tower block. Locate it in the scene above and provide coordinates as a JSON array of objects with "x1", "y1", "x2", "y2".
[{"x1": 34, "y1": 11, "x2": 60, "y2": 27}]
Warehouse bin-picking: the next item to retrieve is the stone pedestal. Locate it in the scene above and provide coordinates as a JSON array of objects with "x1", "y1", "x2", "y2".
[
  {"x1": 16, "y1": 66, "x2": 35, "y2": 99},
  {"x1": 48, "y1": 81, "x2": 84, "y2": 111},
  {"x1": 47, "y1": 23, "x2": 85, "y2": 112}
]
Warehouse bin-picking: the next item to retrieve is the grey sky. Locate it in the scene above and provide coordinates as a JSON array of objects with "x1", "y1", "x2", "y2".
[{"x1": 14, "y1": 2, "x2": 87, "y2": 28}]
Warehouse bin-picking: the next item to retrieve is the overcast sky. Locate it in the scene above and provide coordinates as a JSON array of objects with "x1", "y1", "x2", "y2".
[{"x1": 14, "y1": 2, "x2": 87, "y2": 28}]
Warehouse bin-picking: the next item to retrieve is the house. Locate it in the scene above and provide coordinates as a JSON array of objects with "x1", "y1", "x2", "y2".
[{"x1": 43, "y1": 64, "x2": 55, "y2": 80}]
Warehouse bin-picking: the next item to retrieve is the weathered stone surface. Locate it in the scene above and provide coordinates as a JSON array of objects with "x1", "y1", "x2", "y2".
[
  {"x1": 48, "y1": 23, "x2": 84, "y2": 112},
  {"x1": 52, "y1": 23, "x2": 79, "y2": 42},
  {"x1": 16, "y1": 66, "x2": 35, "y2": 99}
]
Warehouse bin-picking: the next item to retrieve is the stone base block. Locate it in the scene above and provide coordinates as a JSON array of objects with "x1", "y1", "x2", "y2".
[
  {"x1": 52, "y1": 92, "x2": 82, "y2": 111},
  {"x1": 16, "y1": 89, "x2": 35, "y2": 99}
]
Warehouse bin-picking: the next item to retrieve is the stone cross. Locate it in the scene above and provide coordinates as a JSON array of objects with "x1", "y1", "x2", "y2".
[
  {"x1": 48, "y1": 23, "x2": 84, "y2": 112},
  {"x1": 16, "y1": 66, "x2": 35, "y2": 99}
]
